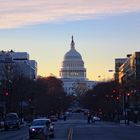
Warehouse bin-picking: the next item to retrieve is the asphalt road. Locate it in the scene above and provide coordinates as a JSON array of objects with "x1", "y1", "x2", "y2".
[
  {"x1": 0, "y1": 113, "x2": 140, "y2": 140},
  {"x1": 54, "y1": 113, "x2": 140, "y2": 140},
  {"x1": 0, "y1": 125, "x2": 28, "y2": 140}
]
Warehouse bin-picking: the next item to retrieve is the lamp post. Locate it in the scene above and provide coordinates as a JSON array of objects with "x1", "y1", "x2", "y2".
[
  {"x1": 122, "y1": 72, "x2": 131, "y2": 125},
  {"x1": 121, "y1": 72, "x2": 127, "y2": 124},
  {"x1": 126, "y1": 92, "x2": 131, "y2": 125},
  {"x1": 133, "y1": 90, "x2": 139, "y2": 124}
]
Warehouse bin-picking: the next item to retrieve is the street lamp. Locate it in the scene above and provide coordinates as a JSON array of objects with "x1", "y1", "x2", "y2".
[
  {"x1": 133, "y1": 90, "x2": 139, "y2": 123},
  {"x1": 126, "y1": 92, "x2": 131, "y2": 125},
  {"x1": 108, "y1": 69, "x2": 115, "y2": 81}
]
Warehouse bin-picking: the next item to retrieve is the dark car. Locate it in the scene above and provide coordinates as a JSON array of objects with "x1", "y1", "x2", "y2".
[
  {"x1": 29, "y1": 118, "x2": 54, "y2": 139},
  {"x1": 4, "y1": 113, "x2": 20, "y2": 130},
  {"x1": 0, "y1": 118, "x2": 4, "y2": 129}
]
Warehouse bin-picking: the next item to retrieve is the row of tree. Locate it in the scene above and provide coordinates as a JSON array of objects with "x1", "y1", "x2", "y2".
[
  {"x1": 79, "y1": 81, "x2": 122, "y2": 121},
  {"x1": 0, "y1": 76, "x2": 72, "y2": 120},
  {"x1": 0, "y1": 64, "x2": 128, "y2": 122}
]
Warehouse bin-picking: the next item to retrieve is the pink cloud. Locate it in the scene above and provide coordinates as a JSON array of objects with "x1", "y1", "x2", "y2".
[{"x1": 0, "y1": 0, "x2": 140, "y2": 29}]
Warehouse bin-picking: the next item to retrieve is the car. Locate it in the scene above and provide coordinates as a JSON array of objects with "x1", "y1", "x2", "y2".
[
  {"x1": 0, "y1": 119, "x2": 4, "y2": 129},
  {"x1": 65, "y1": 111, "x2": 71, "y2": 116},
  {"x1": 58, "y1": 114, "x2": 64, "y2": 120},
  {"x1": 93, "y1": 116, "x2": 101, "y2": 121},
  {"x1": 29, "y1": 118, "x2": 54, "y2": 139},
  {"x1": 4, "y1": 113, "x2": 20, "y2": 130},
  {"x1": 49, "y1": 115, "x2": 58, "y2": 122}
]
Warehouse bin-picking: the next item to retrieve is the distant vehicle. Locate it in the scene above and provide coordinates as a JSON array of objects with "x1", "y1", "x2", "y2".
[
  {"x1": 4, "y1": 113, "x2": 20, "y2": 130},
  {"x1": 0, "y1": 118, "x2": 4, "y2": 129},
  {"x1": 29, "y1": 118, "x2": 54, "y2": 139},
  {"x1": 58, "y1": 114, "x2": 64, "y2": 120},
  {"x1": 67, "y1": 108, "x2": 73, "y2": 112},
  {"x1": 93, "y1": 116, "x2": 101, "y2": 121},
  {"x1": 49, "y1": 115, "x2": 58, "y2": 122},
  {"x1": 83, "y1": 109, "x2": 89, "y2": 115},
  {"x1": 65, "y1": 111, "x2": 70, "y2": 116}
]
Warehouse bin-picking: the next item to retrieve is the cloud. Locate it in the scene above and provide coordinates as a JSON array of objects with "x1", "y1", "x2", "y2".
[{"x1": 0, "y1": 0, "x2": 140, "y2": 29}]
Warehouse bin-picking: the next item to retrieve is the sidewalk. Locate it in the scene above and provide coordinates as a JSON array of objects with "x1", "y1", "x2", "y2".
[
  {"x1": 134, "y1": 122, "x2": 140, "y2": 127},
  {"x1": 120, "y1": 120, "x2": 140, "y2": 126}
]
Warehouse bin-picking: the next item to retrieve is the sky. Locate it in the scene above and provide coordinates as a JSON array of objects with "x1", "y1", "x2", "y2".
[{"x1": 0, "y1": 0, "x2": 140, "y2": 81}]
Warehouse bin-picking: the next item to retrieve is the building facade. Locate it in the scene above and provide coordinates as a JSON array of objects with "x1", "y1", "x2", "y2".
[
  {"x1": 116, "y1": 52, "x2": 140, "y2": 122},
  {"x1": 0, "y1": 50, "x2": 37, "y2": 80},
  {"x1": 118, "y1": 52, "x2": 140, "y2": 93},
  {"x1": 115, "y1": 58, "x2": 127, "y2": 82},
  {"x1": 0, "y1": 50, "x2": 37, "y2": 118},
  {"x1": 60, "y1": 37, "x2": 96, "y2": 95}
]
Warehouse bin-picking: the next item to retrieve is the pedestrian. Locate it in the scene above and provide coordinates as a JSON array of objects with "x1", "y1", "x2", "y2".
[
  {"x1": 42, "y1": 121, "x2": 50, "y2": 140},
  {"x1": 63, "y1": 114, "x2": 67, "y2": 121},
  {"x1": 87, "y1": 113, "x2": 91, "y2": 123}
]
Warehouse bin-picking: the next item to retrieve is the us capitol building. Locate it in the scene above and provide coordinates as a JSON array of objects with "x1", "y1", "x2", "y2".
[{"x1": 60, "y1": 36, "x2": 96, "y2": 95}]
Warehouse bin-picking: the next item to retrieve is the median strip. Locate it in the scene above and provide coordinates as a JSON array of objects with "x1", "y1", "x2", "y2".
[{"x1": 68, "y1": 127, "x2": 73, "y2": 140}]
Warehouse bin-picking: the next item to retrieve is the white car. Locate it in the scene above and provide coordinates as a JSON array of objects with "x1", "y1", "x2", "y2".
[{"x1": 93, "y1": 116, "x2": 101, "y2": 121}]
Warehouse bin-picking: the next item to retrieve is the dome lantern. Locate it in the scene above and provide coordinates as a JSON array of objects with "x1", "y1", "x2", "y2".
[{"x1": 71, "y1": 36, "x2": 75, "y2": 49}]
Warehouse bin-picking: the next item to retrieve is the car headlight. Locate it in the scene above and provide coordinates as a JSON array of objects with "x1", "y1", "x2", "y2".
[{"x1": 31, "y1": 128, "x2": 36, "y2": 132}]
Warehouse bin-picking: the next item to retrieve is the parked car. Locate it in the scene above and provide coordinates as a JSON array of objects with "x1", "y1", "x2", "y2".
[
  {"x1": 0, "y1": 118, "x2": 4, "y2": 129},
  {"x1": 4, "y1": 113, "x2": 20, "y2": 130},
  {"x1": 29, "y1": 118, "x2": 54, "y2": 139},
  {"x1": 58, "y1": 114, "x2": 64, "y2": 120}
]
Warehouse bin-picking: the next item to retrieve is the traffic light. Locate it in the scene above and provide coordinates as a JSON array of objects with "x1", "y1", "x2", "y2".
[
  {"x1": 113, "y1": 89, "x2": 116, "y2": 93},
  {"x1": 127, "y1": 93, "x2": 131, "y2": 97},
  {"x1": 116, "y1": 96, "x2": 119, "y2": 101},
  {"x1": 29, "y1": 98, "x2": 32, "y2": 102},
  {"x1": 5, "y1": 92, "x2": 9, "y2": 96}
]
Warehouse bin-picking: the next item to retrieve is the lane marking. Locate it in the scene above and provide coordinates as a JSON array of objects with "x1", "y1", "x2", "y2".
[{"x1": 68, "y1": 127, "x2": 73, "y2": 140}]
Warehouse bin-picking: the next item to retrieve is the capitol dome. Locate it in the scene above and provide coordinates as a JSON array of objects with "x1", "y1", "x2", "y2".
[
  {"x1": 60, "y1": 36, "x2": 86, "y2": 79},
  {"x1": 64, "y1": 45, "x2": 82, "y2": 60}
]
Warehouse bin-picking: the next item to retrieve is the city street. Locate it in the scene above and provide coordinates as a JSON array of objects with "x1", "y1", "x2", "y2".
[
  {"x1": 54, "y1": 113, "x2": 140, "y2": 140},
  {"x1": 0, "y1": 125, "x2": 28, "y2": 140},
  {"x1": 1, "y1": 1, "x2": 140, "y2": 140},
  {"x1": 0, "y1": 113, "x2": 140, "y2": 140}
]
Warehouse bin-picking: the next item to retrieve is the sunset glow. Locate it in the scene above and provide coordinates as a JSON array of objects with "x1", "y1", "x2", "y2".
[{"x1": 0, "y1": 0, "x2": 140, "y2": 80}]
